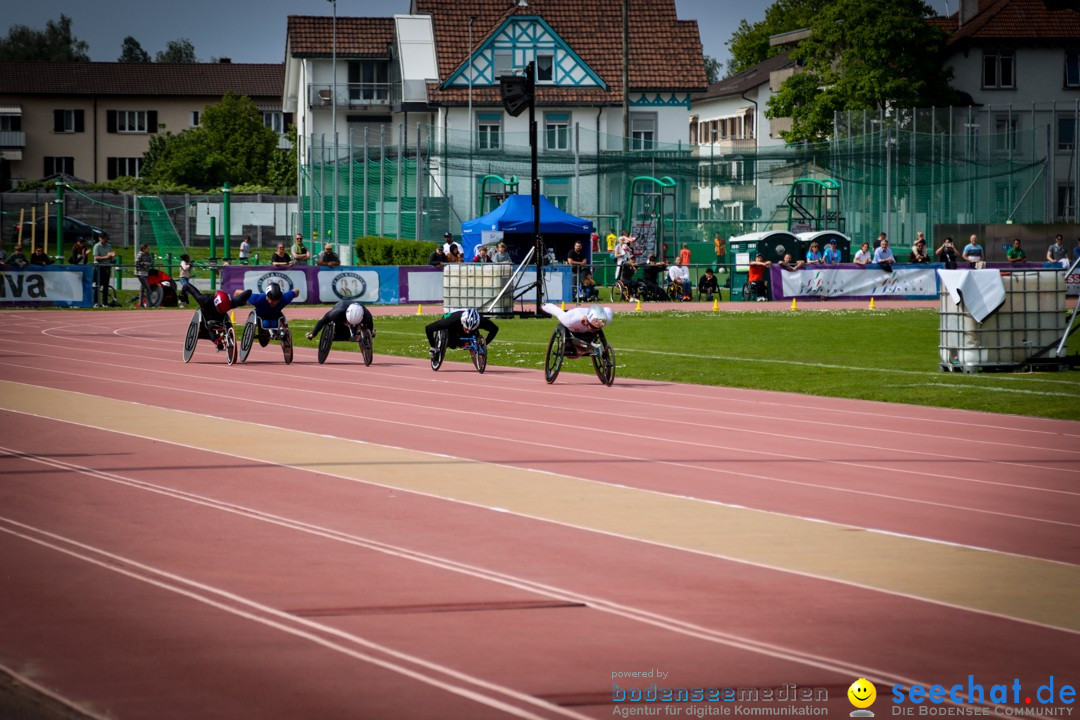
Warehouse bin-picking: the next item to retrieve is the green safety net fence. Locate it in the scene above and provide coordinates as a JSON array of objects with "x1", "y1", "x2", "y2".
[{"x1": 136, "y1": 196, "x2": 186, "y2": 259}]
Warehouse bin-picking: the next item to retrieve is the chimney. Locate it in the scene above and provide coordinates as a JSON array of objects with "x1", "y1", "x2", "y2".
[
  {"x1": 958, "y1": 0, "x2": 980, "y2": 25},
  {"x1": 218, "y1": 57, "x2": 232, "y2": 64}
]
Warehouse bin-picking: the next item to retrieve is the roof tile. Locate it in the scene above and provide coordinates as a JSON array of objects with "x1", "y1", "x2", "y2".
[
  {"x1": 286, "y1": 16, "x2": 395, "y2": 57},
  {"x1": 0, "y1": 62, "x2": 284, "y2": 97}
]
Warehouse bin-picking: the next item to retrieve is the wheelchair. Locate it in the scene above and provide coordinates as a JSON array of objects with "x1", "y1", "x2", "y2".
[
  {"x1": 609, "y1": 279, "x2": 633, "y2": 302},
  {"x1": 430, "y1": 329, "x2": 487, "y2": 374},
  {"x1": 576, "y1": 284, "x2": 601, "y2": 303},
  {"x1": 238, "y1": 311, "x2": 293, "y2": 364},
  {"x1": 544, "y1": 325, "x2": 615, "y2": 386},
  {"x1": 637, "y1": 280, "x2": 669, "y2": 302},
  {"x1": 666, "y1": 280, "x2": 693, "y2": 302},
  {"x1": 741, "y1": 279, "x2": 770, "y2": 302},
  {"x1": 182, "y1": 309, "x2": 238, "y2": 365},
  {"x1": 317, "y1": 321, "x2": 373, "y2": 366}
]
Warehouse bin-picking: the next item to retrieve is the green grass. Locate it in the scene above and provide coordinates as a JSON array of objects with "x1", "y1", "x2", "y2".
[{"x1": 288, "y1": 308, "x2": 1080, "y2": 421}]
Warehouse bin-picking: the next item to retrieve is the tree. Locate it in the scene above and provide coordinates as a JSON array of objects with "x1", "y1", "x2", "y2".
[
  {"x1": 726, "y1": 0, "x2": 828, "y2": 74},
  {"x1": 766, "y1": 0, "x2": 957, "y2": 142},
  {"x1": 0, "y1": 14, "x2": 89, "y2": 62},
  {"x1": 143, "y1": 92, "x2": 278, "y2": 189},
  {"x1": 118, "y1": 36, "x2": 151, "y2": 63},
  {"x1": 703, "y1": 55, "x2": 721, "y2": 85},
  {"x1": 155, "y1": 38, "x2": 197, "y2": 63}
]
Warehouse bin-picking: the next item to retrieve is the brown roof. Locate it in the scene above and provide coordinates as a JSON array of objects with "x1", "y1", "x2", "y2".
[
  {"x1": 943, "y1": 0, "x2": 1080, "y2": 45},
  {"x1": 286, "y1": 16, "x2": 396, "y2": 58},
  {"x1": 692, "y1": 52, "x2": 795, "y2": 102},
  {"x1": 0, "y1": 62, "x2": 284, "y2": 97},
  {"x1": 416, "y1": 0, "x2": 707, "y2": 106}
]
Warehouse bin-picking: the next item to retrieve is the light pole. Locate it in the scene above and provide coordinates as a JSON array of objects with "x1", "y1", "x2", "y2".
[
  {"x1": 328, "y1": 0, "x2": 338, "y2": 248},
  {"x1": 468, "y1": 15, "x2": 476, "y2": 217}
]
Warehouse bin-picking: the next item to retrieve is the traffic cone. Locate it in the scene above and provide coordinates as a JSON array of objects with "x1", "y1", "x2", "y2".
[
  {"x1": 712, "y1": 297, "x2": 719, "y2": 312},
  {"x1": 869, "y1": 297, "x2": 876, "y2": 310},
  {"x1": 416, "y1": 304, "x2": 423, "y2": 315},
  {"x1": 791, "y1": 297, "x2": 797, "y2": 311},
  {"x1": 635, "y1": 298, "x2": 642, "y2": 312},
  {"x1": 230, "y1": 311, "x2": 235, "y2": 323},
  {"x1": 561, "y1": 301, "x2": 566, "y2": 311}
]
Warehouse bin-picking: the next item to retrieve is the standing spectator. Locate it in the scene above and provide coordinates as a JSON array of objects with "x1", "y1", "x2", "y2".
[
  {"x1": 291, "y1": 233, "x2": 311, "y2": 265},
  {"x1": 446, "y1": 243, "x2": 464, "y2": 263},
  {"x1": 29, "y1": 246, "x2": 55, "y2": 266},
  {"x1": 698, "y1": 267, "x2": 719, "y2": 301},
  {"x1": 590, "y1": 230, "x2": 600, "y2": 253},
  {"x1": 678, "y1": 243, "x2": 691, "y2": 266},
  {"x1": 1073, "y1": 236, "x2": 1080, "y2": 262},
  {"x1": 91, "y1": 233, "x2": 115, "y2": 306},
  {"x1": 1006, "y1": 238, "x2": 1026, "y2": 264},
  {"x1": 567, "y1": 240, "x2": 588, "y2": 289},
  {"x1": 605, "y1": 229, "x2": 617, "y2": 253},
  {"x1": 177, "y1": 253, "x2": 195, "y2": 304},
  {"x1": 779, "y1": 253, "x2": 805, "y2": 271},
  {"x1": 271, "y1": 242, "x2": 294, "y2": 268},
  {"x1": 316, "y1": 243, "x2": 341, "y2": 267},
  {"x1": 853, "y1": 242, "x2": 872, "y2": 267},
  {"x1": 473, "y1": 245, "x2": 492, "y2": 263},
  {"x1": 490, "y1": 241, "x2": 512, "y2": 264},
  {"x1": 936, "y1": 236, "x2": 959, "y2": 269},
  {"x1": 804, "y1": 241, "x2": 824, "y2": 265},
  {"x1": 748, "y1": 253, "x2": 771, "y2": 301},
  {"x1": 238, "y1": 234, "x2": 252, "y2": 264},
  {"x1": 713, "y1": 232, "x2": 726, "y2": 268},
  {"x1": 614, "y1": 233, "x2": 633, "y2": 269},
  {"x1": 1046, "y1": 234, "x2": 1068, "y2": 267},
  {"x1": 618, "y1": 256, "x2": 639, "y2": 300},
  {"x1": 667, "y1": 257, "x2": 692, "y2": 300},
  {"x1": 873, "y1": 236, "x2": 896, "y2": 272},
  {"x1": 822, "y1": 238, "x2": 842, "y2": 264},
  {"x1": 428, "y1": 245, "x2": 447, "y2": 267},
  {"x1": 908, "y1": 236, "x2": 931, "y2": 264},
  {"x1": 134, "y1": 243, "x2": 154, "y2": 307},
  {"x1": 962, "y1": 234, "x2": 984, "y2": 267},
  {"x1": 68, "y1": 237, "x2": 89, "y2": 265}
]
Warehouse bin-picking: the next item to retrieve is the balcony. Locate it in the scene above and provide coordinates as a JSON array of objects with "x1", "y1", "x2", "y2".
[
  {"x1": 0, "y1": 131, "x2": 26, "y2": 147},
  {"x1": 308, "y1": 83, "x2": 392, "y2": 109}
]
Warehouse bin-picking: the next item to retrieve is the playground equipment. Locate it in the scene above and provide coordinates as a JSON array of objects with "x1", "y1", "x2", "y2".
[
  {"x1": 785, "y1": 178, "x2": 844, "y2": 234},
  {"x1": 478, "y1": 174, "x2": 519, "y2": 216},
  {"x1": 624, "y1": 176, "x2": 677, "y2": 262}
]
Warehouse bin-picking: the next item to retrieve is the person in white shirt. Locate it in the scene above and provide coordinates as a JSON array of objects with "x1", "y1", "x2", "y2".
[
  {"x1": 239, "y1": 235, "x2": 251, "y2": 264},
  {"x1": 853, "y1": 242, "x2": 872, "y2": 266},
  {"x1": 666, "y1": 257, "x2": 692, "y2": 300}
]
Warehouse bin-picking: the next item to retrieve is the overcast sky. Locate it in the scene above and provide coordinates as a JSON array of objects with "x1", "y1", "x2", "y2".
[{"x1": 7, "y1": 0, "x2": 954, "y2": 73}]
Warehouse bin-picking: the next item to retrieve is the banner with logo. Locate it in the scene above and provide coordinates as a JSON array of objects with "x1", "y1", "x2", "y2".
[
  {"x1": 233, "y1": 269, "x2": 310, "y2": 302},
  {"x1": 0, "y1": 267, "x2": 92, "y2": 307},
  {"x1": 316, "y1": 267, "x2": 398, "y2": 304},
  {"x1": 772, "y1": 265, "x2": 939, "y2": 300}
]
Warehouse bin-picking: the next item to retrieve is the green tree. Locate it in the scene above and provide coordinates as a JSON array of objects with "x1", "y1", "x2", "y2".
[
  {"x1": 155, "y1": 38, "x2": 197, "y2": 63},
  {"x1": 766, "y1": 0, "x2": 957, "y2": 142},
  {"x1": 703, "y1": 55, "x2": 721, "y2": 85},
  {"x1": 0, "y1": 14, "x2": 89, "y2": 61},
  {"x1": 118, "y1": 36, "x2": 151, "y2": 62},
  {"x1": 726, "y1": 0, "x2": 827, "y2": 74},
  {"x1": 266, "y1": 124, "x2": 298, "y2": 194},
  {"x1": 143, "y1": 92, "x2": 278, "y2": 189}
]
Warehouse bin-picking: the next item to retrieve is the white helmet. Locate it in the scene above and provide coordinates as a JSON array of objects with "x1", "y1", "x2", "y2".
[
  {"x1": 345, "y1": 303, "x2": 366, "y2": 326},
  {"x1": 585, "y1": 305, "x2": 611, "y2": 329},
  {"x1": 460, "y1": 308, "x2": 481, "y2": 333}
]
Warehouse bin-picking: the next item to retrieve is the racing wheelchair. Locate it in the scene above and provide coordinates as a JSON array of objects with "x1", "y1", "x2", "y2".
[
  {"x1": 430, "y1": 329, "x2": 487, "y2": 374},
  {"x1": 182, "y1": 310, "x2": 238, "y2": 365},
  {"x1": 317, "y1": 321, "x2": 373, "y2": 366},
  {"x1": 238, "y1": 311, "x2": 293, "y2": 364},
  {"x1": 544, "y1": 325, "x2": 615, "y2": 386}
]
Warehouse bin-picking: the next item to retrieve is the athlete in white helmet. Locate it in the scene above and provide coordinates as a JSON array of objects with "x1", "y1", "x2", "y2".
[
  {"x1": 424, "y1": 308, "x2": 499, "y2": 357},
  {"x1": 306, "y1": 299, "x2": 374, "y2": 340}
]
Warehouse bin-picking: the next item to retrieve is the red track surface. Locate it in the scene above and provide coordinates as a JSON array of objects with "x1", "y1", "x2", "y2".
[{"x1": 1, "y1": 308, "x2": 1077, "y2": 720}]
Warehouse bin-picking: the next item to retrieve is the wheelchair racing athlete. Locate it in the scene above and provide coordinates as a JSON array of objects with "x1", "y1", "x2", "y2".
[
  {"x1": 542, "y1": 303, "x2": 612, "y2": 339},
  {"x1": 306, "y1": 299, "x2": 374, "y2": 341},
  {"x1": 424, "y1": 308, "x2": 499, "y2": 359},
  {"x1": 249, "y1": 283, "x2": 300, "y2": 346},
  {"x1": 187, "y1": 288, "x2": 253, "y2": 350}
]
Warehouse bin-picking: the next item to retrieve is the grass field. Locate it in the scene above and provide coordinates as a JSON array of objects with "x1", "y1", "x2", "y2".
[{"x1": 287, "y1": 308, "x2": 1080, "y2": 421}]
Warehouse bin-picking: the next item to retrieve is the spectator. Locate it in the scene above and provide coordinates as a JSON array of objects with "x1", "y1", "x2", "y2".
[
  {"x1": 805, "y1": 241, "x2": 824, "y2": 265},
  {"x1": 713, "y1": 232, "x2": 726, "y2": 268},
  {"x1": 962, "y1": 234, "x2": 984, "y2": 267},
  {"x1": 908, "y1": 235, "x2": 931, "y2": 264},
  {"x1": 579, "y1": 270, "x2": 600, "y2": 301},
  {"x1": 8, "y1": 244, "x2": 28, "y2": 269},
  {"x1": 68, "y1": 237, "x2": 89, "y2": 265},
  {"x1": 1073, "y1": 236, "x2": 1080, "y2": 262},
  {"x1": 590, "y1": 230, "x2": 600, "y2": 253},
  {"x1": 91, "y1": 233, "x2": 115, "y2": 306},
  {"x1": 779, "y1": 253, "x2": 805, "y2": 271},
  {"x1": 618, "y1": 256, "x2": 639, "y2": 300},
  {"x1": 640, "y1": 254, "x2": 667, "y2": 299},
  {"x1": 1047, "y1": 234, "x2": 1068, "y2": 268},
  {"x1": 177, "y1": 253, "x2": 195, "y2": 304},
  {"x1": 936, "y1": 237, "x2": 959, "y2": 269},
  {"x1": 446, "y1": 242, "x2": 464, "y2": 263},
  {"x1": 29, "y1": 246, "x2": 55, "y2": 266},
  {"x1": 822, "y1": 238, "x2": 842, "y2": 264},
  {"x1": 853, "y1": 242, "x2": 872, "y2": 267},
  {"x1": 428, "y1": 245, "x2": 447, "y2": 267},
  {"x1": 271, "y1": 242, "x2": 293, "y2": 268},
  {"x1": 316, "y1": 243, "x2": 341, "y2": 267},
  {"x1": 698, "y1": 267, "x2": 719, "y2": 301},
  {"x1": 291, "y1": 233, "x2": 311, "y2": 265},
  {"x1": 491, "y1": 241, "x2": 512, "y2": 264},
  {"x1": 678, "y1": 243, "x2": 691, "y2": 266},
  {"x1": 614, "y1": 233, "x2": 633, "y2": 268},
  {"x1": 872, "y1": 236, "x2": 896, "y2": 272},
  {"x1": 473, "y1": 245, "x2": 492, "y2": 263},
  {"x1": 748, "y1": 253, "x2": 771, "y2": 301},
  {"x1": 134, "y1": 243, "x2": 154, "y2": 307},
  {"x1": 605, "y1": 228, "x2": 617, "y2": 253},
  {"x1": 567, "y1": 240, "x2": 588, "y2": 288},
  {"x1": 667, "y1": 257, "x2": 692, "y2": 300},
  {"x1": 1006, "y1": 238, "x2": 1026, "y2": 264},
  {"x1": 0, "y1": 240, "x2": 6, "y2": 265},
  {"x1": 238, "y1": 234, "x2": 252, "y2": 264}
]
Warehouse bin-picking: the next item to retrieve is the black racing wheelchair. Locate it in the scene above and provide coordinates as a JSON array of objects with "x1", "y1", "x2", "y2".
[
  {"x1": 238, "y1": 311, "x2": 293, "y2": 364},
  {"x1": 182, "y1": 310, "x2": 238, "y2": 365},
  {"x1": 430, "y1": 329, "x2": 487, "y2": 374},
  {"x1": 544, "y1": 325, "x2": 615, "y2": 386},
  {"x1": 317, "y1": 321, "x2": 373, "y2": 366}
]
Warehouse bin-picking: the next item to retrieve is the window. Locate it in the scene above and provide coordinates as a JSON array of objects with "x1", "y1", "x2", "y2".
[
  {"x1": 629, "y1": 113, "x2": 656, "y2": 150},
  {"x1": 107, "y1": 157, "x2": 142, "y2": 180},
  {"x1": 544, "y1": 112, "x2": 570, "y2": 151},
  {"x1": 536, "y1": 52, "x2": 554, "y2": 82},
  {"x1": 1066, "y1": 52, "x2": 1079, "y2": 88},
  {"x1": 545, "y1": 177, "x2": 569, "y2": 211},
  {"x1": 0, "y1": 114, "x2": 20, "y2": 132},
  {"x1": 263, "y1": 112, "x2": 284, "y2": 134},
  {"x1": 493, "y1": 50, "x2": 513, "y2": 78},
  {"x1": 1057, "y1": 184, "x2": 1076, "y2": 221},
  {"x1": 52, "y1": 109, "x2": 84, "y2": 133},
  {"x1": 348, "y1": 60, "x2": 389, "y2": 101},
  {"x1": 43, "y1": 157, "x2": 74, "y2": 176},
  {"x1": 982, "y1": 50, "x2": 1015, "y2": 89},
  {"x1": 993, "y1": 115, "x2": 1018, "y2": 152},
  {"x1": 1059, "y1": 116, "x2": 1076, "y2": 151},
  {"x1": 477, "y1": 113, "x2": 502, "y2": 150},
  {"x1": 190, "y1": 111, "x2": 200, "y2": 127},
  {"x1": 107, "y1": 110, "x2": 157, "y2": 134}
]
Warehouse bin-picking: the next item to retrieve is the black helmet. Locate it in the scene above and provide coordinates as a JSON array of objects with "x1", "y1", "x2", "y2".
[{"x1": 266, "y1": 284, "x2": 283, "y2": 302}]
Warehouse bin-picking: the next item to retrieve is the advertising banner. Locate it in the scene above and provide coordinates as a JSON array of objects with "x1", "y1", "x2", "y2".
[
  {"x1": 0, "y1": 267, "x2": 92, "y2": 307},
  {"x1": 773, "y1": 266, "x2": 939, "y2": 300},
  {"x1": 234, "y1": 269, "x2": 310, "y2": 301},
  {"x1": 316, "y1": 268, "x2": 398, "y2": 304}
]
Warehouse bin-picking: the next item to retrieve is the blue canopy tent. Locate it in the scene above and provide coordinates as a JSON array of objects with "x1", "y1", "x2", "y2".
[{"x1": 460, "y1": 194, "x2": 594, "y2": 265}]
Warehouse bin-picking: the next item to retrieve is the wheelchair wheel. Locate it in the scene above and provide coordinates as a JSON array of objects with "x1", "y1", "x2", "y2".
[
  {"x1": 609, "y1": 280, "x2": 627, "y2": 303},
  {"x1": 224, "y1": 323, "x2": 238, "y2": 365},
  {"x1": 281, "y1": 322, "x2": 293, "y2": 365},
  {"x1": 591, "y1": 330, "x2": 615, "y2": 386},
  {"x1": 317, "y1": 322, "x2": 334, "y2": 364},
  {"x1": 470, "y1": 336, "x2": 487, "y2": 374},
  {"x1": 182, "y1": 310, "x2": 200, "y2": 363},
  {"x1": 741, "y1": 281, "x2": 752, "y2": 302},
  {"x1": 239, "y1": 311, "x2": 256, "y2": 363},
  {"x1": 147, "y1": 285, "x2": 164, "y2": 308},
  {"x1": 430, "y1": 330, "x2": 447, "y2": 371},
  {"x1": 544, "y1": 326, "x2": 566, "y2": 384},
  {"x1": 357, "y1": 326, "x2": 373, "y2": 367}
]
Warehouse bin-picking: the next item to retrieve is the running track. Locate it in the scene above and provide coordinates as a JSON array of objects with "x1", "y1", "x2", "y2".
[{"x1": 0, "y1": 307, "x2": 1078, "y2": 720}]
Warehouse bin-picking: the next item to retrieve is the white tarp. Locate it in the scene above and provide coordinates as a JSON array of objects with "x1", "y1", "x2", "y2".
[{"x1": 937, "y1": 269, "x2": 1006, "y2": 323}]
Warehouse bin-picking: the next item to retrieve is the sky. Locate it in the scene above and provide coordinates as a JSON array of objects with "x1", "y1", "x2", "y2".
[{"x1": 7, "y1": 0, "x2": 955, "y2": 75}]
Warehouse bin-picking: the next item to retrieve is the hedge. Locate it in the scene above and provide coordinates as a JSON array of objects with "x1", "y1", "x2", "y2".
[{"x1": 354, "y1": 236, "x2": 438, "y2": 266}]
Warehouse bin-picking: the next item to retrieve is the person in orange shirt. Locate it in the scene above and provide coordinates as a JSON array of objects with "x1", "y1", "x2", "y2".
[
  {"x1": 678, "y1": 244, "x2": 691, "y2": 267},
  {"x1": 748, "y1": 253, "x2": 771, "y2": 302},
  {"x1": 713, "y1": 232, "x2": 726, "y2": 267}
]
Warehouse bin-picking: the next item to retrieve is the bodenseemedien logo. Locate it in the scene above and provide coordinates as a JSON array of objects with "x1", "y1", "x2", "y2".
[{"x1": 849, "y1": 679, "x2": 878, "y2": 718}]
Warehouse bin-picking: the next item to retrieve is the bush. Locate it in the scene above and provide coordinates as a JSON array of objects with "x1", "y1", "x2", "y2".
[{"x1": 354, "y1": 236, "x2": 438, "y2": 266}]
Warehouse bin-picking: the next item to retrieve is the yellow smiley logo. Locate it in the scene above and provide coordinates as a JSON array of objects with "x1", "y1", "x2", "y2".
[{"x1": 848, "y1": 678, "x2": 877, "y2": 709}]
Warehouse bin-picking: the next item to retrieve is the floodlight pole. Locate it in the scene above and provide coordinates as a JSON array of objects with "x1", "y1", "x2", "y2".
[{"x1": 528, "y1": 61, "x2": 542, "y2": 318}]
